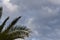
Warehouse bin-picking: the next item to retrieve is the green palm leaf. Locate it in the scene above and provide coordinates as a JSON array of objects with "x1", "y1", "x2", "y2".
[
  {"x1": 8, "y1": 26, "x2": 30, "y2": 39},
  {"x1": 0, "y1": 17, "x2": 9, "y2": 32},
  {"x1": 0, "y1": 7, "x2": 2, "y2": 18},
  {"x1": 3, "y1": 16, "x2": 21, "y2": 33},
  {"x1": 0, "y1": 16, "x2": 31, "y2": 40}
]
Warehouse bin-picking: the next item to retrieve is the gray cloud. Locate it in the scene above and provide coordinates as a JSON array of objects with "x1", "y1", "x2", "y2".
[{"x1": 2, "y1": 0, "x2": 60, "y2": 40}]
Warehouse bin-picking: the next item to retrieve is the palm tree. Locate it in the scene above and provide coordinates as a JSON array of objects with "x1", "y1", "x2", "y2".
[{"x1": 0, "y1": 16, "x2": 31, "y2": 40}]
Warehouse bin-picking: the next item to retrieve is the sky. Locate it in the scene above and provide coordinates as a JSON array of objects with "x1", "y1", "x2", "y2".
[{"x1": 1, "y1": 0, "x2": 60, "y2": 40}]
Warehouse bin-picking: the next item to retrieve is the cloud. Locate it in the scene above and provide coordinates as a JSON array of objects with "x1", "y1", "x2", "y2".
[
  {"x1": 26, "y1": 18, "x2": 35, "y2": 28},
  {"x1": 15, "y1": 38, "x2": 23, "y2": 40},
  {"x1": 2, "y1": 0, "x2": 18, "y2": 12},
  {"x1": 2, "y1": 0, "x2": 60, "y2": 40},
  {"x1": 48, "y1": 0, "x2": 60, "y2": 5},
  {"x1": 2, "y1": 0, "x2": 59, "y2": 17}
]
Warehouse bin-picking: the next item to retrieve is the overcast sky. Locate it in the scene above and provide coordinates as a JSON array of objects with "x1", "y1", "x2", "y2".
[{"x1": 1, "y1": 0, "x2": 60, "y2": 40}]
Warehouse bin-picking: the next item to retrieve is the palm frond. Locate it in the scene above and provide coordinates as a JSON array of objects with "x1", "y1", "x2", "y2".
[
  {"x1": 10, "y1": 26, "x2": 30, "y2": 31},
  {"x1": 0, "y1": 17, "x2": 9, "y2": 32},
  {"x1": 0, "y1": 7, "x2": 2, "y2": 18},
  {"x1": 3, "y1": 16, "x2": 21, "y2": 33},
  {"x1": 8, "y1": 26, "x2": 31, "y2": 39},
  {"x1": 0, "y1": 16, "x2": 31, "y2": 40},
  {"x1": 8, "y1": 30, "x2": 30, "y2": 39}
]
